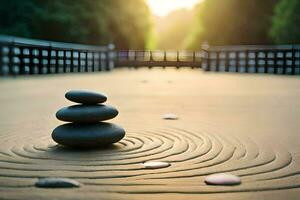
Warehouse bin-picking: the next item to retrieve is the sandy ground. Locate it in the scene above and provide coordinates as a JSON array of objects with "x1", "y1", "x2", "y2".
[{"x1": 0, "y1": 68, "x2": 300, "y2": 200}]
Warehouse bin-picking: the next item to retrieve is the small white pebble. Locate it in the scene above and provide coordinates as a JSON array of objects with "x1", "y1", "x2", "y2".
[
  {"x1": 163, "y1": 114, "x2": 178, "y2": 120},
  {"x1": 205, "y1": 173, "x2": 241, "y2": 186},
  {"x1": 143, "y1": 161, "x2": 171, "y2": 169}
]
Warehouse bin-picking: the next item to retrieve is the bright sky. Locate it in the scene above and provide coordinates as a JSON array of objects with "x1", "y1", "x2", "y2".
[{"x1": 147, "y1": 0, "x2": 201, "y2": 17}]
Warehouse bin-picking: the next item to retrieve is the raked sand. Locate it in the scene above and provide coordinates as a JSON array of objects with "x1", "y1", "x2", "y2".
[{"x1": 0, "y1": 68, "x2": 300, "y2": 199}]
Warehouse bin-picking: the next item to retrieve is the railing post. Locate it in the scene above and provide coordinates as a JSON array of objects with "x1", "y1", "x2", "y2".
[
  {"x1": 85, "y1": 51, "x2": 88, "y2": 72},
  {"x1": 148, "y1": 51, "x2": 153, "y2": 68},
  {"x1": 8, "y1": 43, "x2": 14, "y2": 75},
  {"x1": 199, "y1": 51, "x2": 203, "y2": 68},
  {"x1": 255, "y1": 51, "x2": 258, "y2": 73},
  {"x1": 100, "y1": 52, "x2": 106, "y2": 71},
  {"x1": 192, "y1": 51, "x2": 196, "y2": 68},
  {"x1": 225, "y1": 51, "x2": 229, "y2": 72},
  {"x1": 207, "y1": 50, "x2": 211, "y2": 71},
  {"x1": 163, "y1": 51, "x2": 167, "y2": 68},
  {"x1": 245, "y1": 50, "x2": 249, "y2": 73},
  {"x1": 47, "y1": 47, "x2": 51, "y2": 74},
  {"x1": 283, "y1": 50, "x2": 287, "y2": 75},
  {"x1": 133, "y1": 51, "x2": 138, "y2": 69},
  {"x1": 134, "y1": 50, "x2": 137, "y2": 61},
  {"x1": 98, "y1": 52, "x2": 103, "y2": 71},
  {"x1": 193, "y1": 51, "x2": 196, "y2": 63},
  {"x1": 63, "y1": 50, "x2": 67, "y2": 73},
  {"x1": 216, "y1": 51, "x2": 220, "y2": 72},
  {"x1": 132, "y1": 51, "x2": 136, "y2": 69},
  {"x1": 150, "y1": 51, "x2": 153, "y2": 62},
  {"x1": 292, "y1": 48, "x2": 296, "y2": 75},
  {"x1": 38, "y1": 48, "x2": 43, "y2": 74},
  {"x1": 105, "y1": 50, "x2": 109, "y2": 71},
  {"x1": 0, "y1": 43, "x2": 3, "y2": 76},
  {"x1": 264, "y1": 50, "x2": 268, "y2": 74},
  {"x1": 91, "y1": 52, "x2": 95, "y2": 72},
  {"x1": 54, "y1": 50, "x2": 58, "y2": 74},
  {"x1": 235, "y1": 51, "x2": 239, "y2": 73},
  {"x1": 29, "y1": 47, "x2": 35, "y2": 75},
  {"x1": 19, "y1": 46, "x2": 25, "y2": 75},
  {"x1": 294, "y1": 47, "x2": 300, "y2": 75},
  {"x1": 127, "y1": 50, "x2": 130, "y2": 61},
  {"x1": 274, "y1": 51, "x2": 278, "y2": 74},
  {"x1": 70, "y1": 49, "x2": 74, "y2": 73},
  {"x1": 78, "y1": 51, "x2": 82, "y2": 72}
]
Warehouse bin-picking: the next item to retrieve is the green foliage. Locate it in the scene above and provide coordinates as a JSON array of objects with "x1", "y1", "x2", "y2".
[
  {"x1": 0, "y1": 0, "x2": 153, "y2": 49},
  {"x1": 0, "y1": 0, "x2": 37, "y2": 38},
  {"x1": 104, "y1": 0, "x2": 153, "y2": 49},
  {"x1": 270, "y1": 0, "x2": 300, "y2": 44},
  {"x1": 187, "y1": 0, "x2": 278, "y2": 49}
]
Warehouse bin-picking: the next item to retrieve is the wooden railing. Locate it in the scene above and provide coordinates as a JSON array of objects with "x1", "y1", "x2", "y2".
[
  {"x1": 201, "y1": 45, "x2": 300, "y2": 75},
  {"x1": 1, "y1": 35, "x2": 300, "y2": 76},
  {"x1": 115, "y1": 50, "x2": 203, "y2": 68},
  {"x1": 0, "y1": 35, "x2": 115, "y2": 76}
]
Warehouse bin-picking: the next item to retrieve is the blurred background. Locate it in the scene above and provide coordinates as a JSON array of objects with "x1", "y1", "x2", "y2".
[{"x1": 0, "y1": 0, "x2": 299, "y2": 50}]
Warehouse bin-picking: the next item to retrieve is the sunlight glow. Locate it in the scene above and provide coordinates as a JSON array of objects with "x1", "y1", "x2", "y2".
[{"x1": 147, "y1": 0, "x2": 201, "y2": 17}]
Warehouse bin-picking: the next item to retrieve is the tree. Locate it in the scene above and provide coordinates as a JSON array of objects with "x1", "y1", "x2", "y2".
[
  {"x1": 0, "y1": 0, "x2": 38, "y2": 38},
  {"x1": 104, "y1": 0, "x2": 154, "y2": 49},
  {"x1": 270, "y1": 0, "x2": 300, "y2": 44},
  {"x1": 0, "y1": 0, "x2": 153, "y2": 49},
  {"x1": 187, "y1": 0, "x2": 278, "y2": 49}
]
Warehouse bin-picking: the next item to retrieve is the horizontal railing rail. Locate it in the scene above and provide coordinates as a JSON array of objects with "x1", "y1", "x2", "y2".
[{"x1": 0, "y1": 35, "x2": 114, "y2": 76}]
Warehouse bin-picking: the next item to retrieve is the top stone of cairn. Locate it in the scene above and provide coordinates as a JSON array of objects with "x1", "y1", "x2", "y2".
[{"x1": 65, "y1": 90, "x2": 107, "y2": 104}]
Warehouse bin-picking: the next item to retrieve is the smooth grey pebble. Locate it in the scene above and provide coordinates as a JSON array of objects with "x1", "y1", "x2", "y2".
[
  {"x1": 52, "y1": 122, "x2": 125, "y2": 148},
  {"x1": 65, "y1": 90, "x2": 107, "y2": 104},
  {"x1": 56, "y1": 105, "x2": 118, "y2": 123},
  {"x1": 35, "y1": 178, "x2": 80, "y2": 188}
]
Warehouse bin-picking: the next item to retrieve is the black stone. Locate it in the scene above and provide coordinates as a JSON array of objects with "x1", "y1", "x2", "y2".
[
  {"x1": 56, "y1": 105, "x2": 118, "y2": 123},
  {"x1": 35, "y1": 178, "x2": 80, "y2": 188},
  {"x1": 52, "y1": 122, "x2": 125, "y2": 147},
  {"x1": 65, "y1": 90, "x2": 107, "y2": 104}
]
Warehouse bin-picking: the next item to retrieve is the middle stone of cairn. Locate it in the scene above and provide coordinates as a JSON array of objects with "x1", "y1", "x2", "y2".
[{"x1": 52, "y1": 90, "x2": 125, "y2": 148}]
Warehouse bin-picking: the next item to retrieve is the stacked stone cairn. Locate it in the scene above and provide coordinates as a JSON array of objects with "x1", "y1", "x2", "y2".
[{"x1": 52, "y1": 90, "x2": 125, "y2": 148}]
